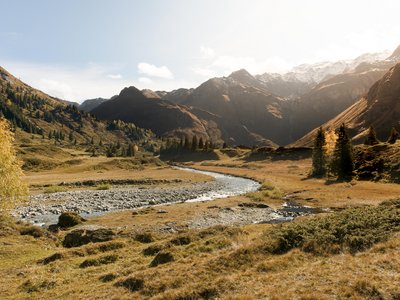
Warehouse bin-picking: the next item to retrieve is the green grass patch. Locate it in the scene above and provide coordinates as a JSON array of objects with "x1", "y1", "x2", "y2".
[{"x1": 43, "y1": 186, "x2": 67, "y2": 194}]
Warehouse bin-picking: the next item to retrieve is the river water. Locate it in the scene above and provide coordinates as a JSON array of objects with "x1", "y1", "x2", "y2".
[{"x1": 15, "y1": 167, "x2": 262, "y2": 226}]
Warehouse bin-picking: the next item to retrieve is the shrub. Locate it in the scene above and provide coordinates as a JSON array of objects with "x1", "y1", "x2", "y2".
[
  {"x1": 96, "y1": 183, "x2": 111, "y2": 190},
  {"x1": 44, "y1": 186, "x2": 67, "y2": 194},
  {"x1": 133, "y1": 232, "x2": 154, "y2": 243},
  {"x1": 79, "y1": 254, "x2": 118, "y2": 268},
  {"x1": 20, "y1": 225, "x2": 45, "y2": 238},
  {"x1": 57, "y1": 212, "x2": 86, "y2": 229},
  {"x1": 143, "y1": 245, "x2": 162, "y2": 256},
  {"x1": 115, "y1": 277, "x2": 144, "y2": 292},
  {"x1": 262, "y1": 201, "x2": 400, "y2": 255},
  {"x1": 150, "y1": 251, "x2": 174, "y2": 267}
]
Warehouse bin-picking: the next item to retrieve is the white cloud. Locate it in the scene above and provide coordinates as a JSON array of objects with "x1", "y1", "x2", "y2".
[
  {"x1": 138, "y1": 77, "x2": 152, "y2": 84},
  {"x1": 137, "y1": 62, "x2": 174, "y2": 79},
  {"x1": 200, "y1": 46, "x2": 216, "y2": 59},
  {"x1": 1, "y1": 61, "x2": 197, "y2": 102},
  {"x1": 107, "y1": 74, "x2": 122, "y2": 79}
]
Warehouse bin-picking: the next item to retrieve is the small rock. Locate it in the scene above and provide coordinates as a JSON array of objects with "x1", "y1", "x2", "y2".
[{"x1": 157, "y1": 210, "x2": 168, "y2": 214}]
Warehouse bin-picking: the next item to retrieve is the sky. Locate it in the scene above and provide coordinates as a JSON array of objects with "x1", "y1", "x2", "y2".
[{"x1": 1, "y1": 0, "x2": 400, "y2": 103}]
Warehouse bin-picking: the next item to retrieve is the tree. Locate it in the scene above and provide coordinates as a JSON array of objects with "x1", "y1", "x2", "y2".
[
  {"x1": 191, "y1": 135, "x2": 198, "y2": 151},
  {"x1": 311, "y1": 127, "x2": 327, "y2": 177},
  {"x1": 184, "y1": 136, "x2": 191, "y2": 151},
  {"x1": 364, "y1": 126, "x2": 379, "y2": 145},
  {"x1": 198, "y1": 137, "x2": 204, "y2": 149},
  {"x1": 0, "y1": 119, "x2": 27, "y2": 211},
  {"x1": 330, "y1": 123, "x2": 354, "y2": 180},
  {"x1": 387, "y1": 127, "x2": 399, "y2": 144},
  {"x1": 126, "y1": 143, "x2": 136, "y2": 157}
]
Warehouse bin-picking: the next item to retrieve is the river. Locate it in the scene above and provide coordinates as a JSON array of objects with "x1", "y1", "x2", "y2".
[{"x1": 15, "y1": 167, "x2": 262, "y2": 226}]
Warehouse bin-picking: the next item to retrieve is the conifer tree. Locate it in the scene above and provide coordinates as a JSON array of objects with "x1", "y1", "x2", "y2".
[
  {"x1": 387, "y1": 127, "x2": 399, "y2": 144},
  {"x1": 364, "y1": 126, "x2": 379, "y2": 145},
  {"x1": 198, "y1": 137, "x2": 204, "y2": 149},
  {"x1": 191, "y1": 135, "x2": 198, "y2": 151},
  {"x1": 311, "y1": 127, "x2": 327, "y2": 177},
  {"x1": 330, "y1": 123, "x2": 354, "y2": 180},
  {"x1": 126, "y1": 143, "x2": 135, "y2": 157},
  {"x1": 184, "y1": 136, "x2": 191, "y2": 151}
]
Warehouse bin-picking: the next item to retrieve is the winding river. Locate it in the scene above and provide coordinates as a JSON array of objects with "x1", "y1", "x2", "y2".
[{"x1": 15, "y1": 167, "x2": 262, "y2": 226}]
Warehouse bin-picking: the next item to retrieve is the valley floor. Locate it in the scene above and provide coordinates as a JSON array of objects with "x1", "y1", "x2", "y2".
[{"x1": 1, "y1": 149, "x2": 400, "y2": 299}]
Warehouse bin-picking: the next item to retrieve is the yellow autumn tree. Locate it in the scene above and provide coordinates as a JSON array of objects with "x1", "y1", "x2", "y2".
[{"x1": 0, "y1": 118, "x2": 27, "y2": 212}]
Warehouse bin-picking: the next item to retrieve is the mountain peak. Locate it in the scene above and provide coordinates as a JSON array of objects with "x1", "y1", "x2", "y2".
[
  {"x1": 388, "y1": 44, "x2": 400, "y2": 60},
  {"x1": 229, "y1": 69, "x2": 254, "y2": 80}
]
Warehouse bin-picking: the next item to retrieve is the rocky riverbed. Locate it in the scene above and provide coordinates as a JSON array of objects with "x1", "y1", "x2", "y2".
[{"x1": 14, "y1": 167, "x2": 261, "y2": 225}]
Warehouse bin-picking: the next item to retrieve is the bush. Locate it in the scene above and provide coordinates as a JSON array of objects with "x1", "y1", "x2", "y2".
[
  {"x1": 142, "y1": 245, "x2": 162, "y2": 256},
  {"x1": 133, "y1": 232, "x2": 154, "y2": 243},
  {"x1": 115, "y1": 277, "x2": 144, "y2": 292},
  {"x1": 57, "y1": 212, "x2": 86, "y2": 229},
  {"x1": 63, "y1": 228, "x2": 115, "y2": 248},
  {"x1": 150, "y1": 251, "x2": 174, "y2": 267},
  {"x1": 262, "y1": 200, "x2": 400, "y2": 255},
  {"x1": 79, "y1": 254, "x2": 118, "y2": 268},
  {"x1": 44, "y1": 186, "x2": 67, "y2": 194},
  {"x1": 96, "y1": 183, "x2": 111, "y2": 190},
  {"x1": 20, "y1": 226, "x2": 45, "y2": 238}
]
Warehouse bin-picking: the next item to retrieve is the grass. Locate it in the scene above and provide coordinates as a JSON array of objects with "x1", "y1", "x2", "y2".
[
  {"x1": 96, "y1": 183, "x2": 111, "y2": 190},
  {"x1": 246, "y1": 181, "x2": 283, "y2": 202},
  {"x1": 43, "y1": 185, "x2": 67, "y2": 194}
]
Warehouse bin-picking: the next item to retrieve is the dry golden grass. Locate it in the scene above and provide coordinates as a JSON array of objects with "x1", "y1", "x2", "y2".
[{"x1": 2, "y1": 151, "x2": 400, "y2": 299}]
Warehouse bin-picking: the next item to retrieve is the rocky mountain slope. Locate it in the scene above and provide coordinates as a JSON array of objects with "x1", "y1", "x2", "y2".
[
  {"x1": 180, "y1": 69, "x2": 289, "y2": 145},
  {"x1": 79, "y1": 97, "x2": 110, "y2": 112},
  {"x1": 0, "y1": 66, "x2": 153, "y2": 145},
  {"x1": 293, "y1": 62, "x2": 400, "y2": 146},
  {"x1": 90, "y1": 86, "x2": 220, "y2": 142}
]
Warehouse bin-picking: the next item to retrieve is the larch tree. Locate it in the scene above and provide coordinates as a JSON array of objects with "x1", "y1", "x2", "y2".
[{"x1": 0, "y1": 119, "x2": 27, "y2": 212}]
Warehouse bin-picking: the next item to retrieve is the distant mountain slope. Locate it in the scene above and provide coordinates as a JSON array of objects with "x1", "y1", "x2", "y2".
[
  {"x1": 293, "y1": 63, "x2": 400, "y2": 146},
  {"x1": 288, "y1": 62, "x2": 393, "y2": 141},
  {"x1": 91, "y1": 86, "x2": 218, "y2": 142},
  {"x1": 0, "y1": 66, "x2": 153, "y2": 145},
  {"x1": 181, "y1": 69, "x2": 289, "y2": 145},
  {"x1": 79, "y1": 97, "x2": 109, "y2": 112}
]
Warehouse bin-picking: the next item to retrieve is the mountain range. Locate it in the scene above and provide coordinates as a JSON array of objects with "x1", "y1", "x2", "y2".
[
  {"x1": 2, "y1": 45, "x2": 400, "y2": 148},
  {"x1": 86, "y1": 46, "x2": 400, "y2": 146}
]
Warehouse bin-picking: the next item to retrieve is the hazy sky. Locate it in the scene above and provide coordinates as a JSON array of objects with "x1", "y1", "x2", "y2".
[{"x1": 1, "y1": 0, "x2": 400, "y2": 102}]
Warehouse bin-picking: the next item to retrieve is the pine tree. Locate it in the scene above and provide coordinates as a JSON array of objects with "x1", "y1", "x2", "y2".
[
  {"x1": 311, "y1": 127, "x2": 327, "y2": 177},
  {"x1": 387, "y1": 127, "x2": 399, "y2": 144},
  {"x1": 126, "y1": 143, "x2": 135, "y2": 157},
  {"x1": 184, "y1": 136, "x2": 191, "y2": 151},
  {"x1": 198, "y1": 137, "x2": 204, "y2": 149},
  {"x1": 364, "y1": 126, "x2": 379, "y2": 145},
  {"x1": 330, "y1": 123, "x2": 354, "y2": 180},
  {"x1": 191, "y1": 135, "x2": 198, "y2": 151}
]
